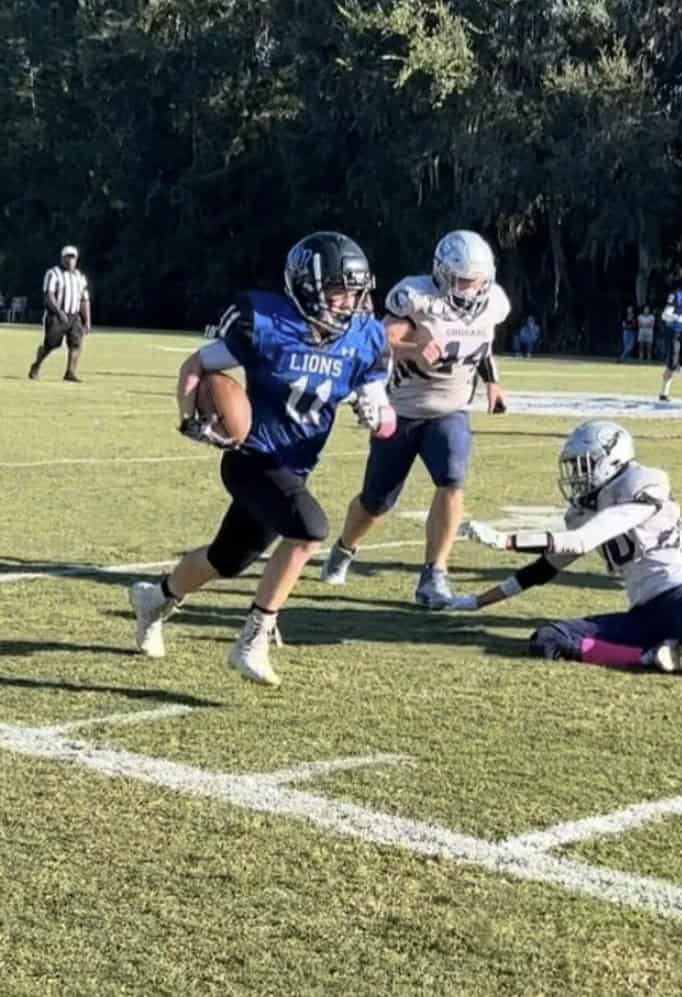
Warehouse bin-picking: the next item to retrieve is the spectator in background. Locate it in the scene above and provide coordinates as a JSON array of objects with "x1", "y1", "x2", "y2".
[
  {"x1": 658, "y1": 287, "x2": 682, "y2": 402},
  {"x1": 518, "y1": 313, "x2": 541, "y2": 358},
  {"x1": 618, "y1": 305, "x2": 637, "y2": 362},
  {"x1": 637, "y1": 304, "x2": 655, "y2": 362},
  {"x1": 28, "y1": 245, "x2": 91, "y2": 382}
]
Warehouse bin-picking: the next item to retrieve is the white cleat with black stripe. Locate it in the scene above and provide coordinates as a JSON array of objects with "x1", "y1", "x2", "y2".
[
  {"x1": 128, "y1": 582, "x2": 177, "y2": 658},
  {"x1": 228, "y1": 608, "x2": 282, "y2": 687}
]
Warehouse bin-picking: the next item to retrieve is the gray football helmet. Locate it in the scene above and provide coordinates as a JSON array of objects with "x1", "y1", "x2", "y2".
[
  {"x1": 432, "y1": 230, "x2": 495, "y2": 320},
  {"x1": 558, "y1": 420, "x2": 634, "y2": 504}
]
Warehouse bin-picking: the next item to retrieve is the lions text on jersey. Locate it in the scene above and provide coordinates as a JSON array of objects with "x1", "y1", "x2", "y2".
[
  {"x1": 200, "y1": 291, "x2": 389, "y2": 474},
  {"x1": 548, "y1": 463, "x2": 682, "y2": 608},
  {"x1": 385, "y1": 275, "x2": 510, "y2": 418}
]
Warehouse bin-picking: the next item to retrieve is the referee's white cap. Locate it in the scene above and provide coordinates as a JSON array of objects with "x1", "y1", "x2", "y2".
[{"x1": 61, "y1": 245, "x2": 79, "y2": 258}]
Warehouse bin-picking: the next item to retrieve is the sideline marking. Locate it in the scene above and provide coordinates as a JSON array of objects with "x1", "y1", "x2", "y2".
[
  {"x1": 473, "y1": 389, "x2": 682, "y2": 419},
  {"x1": 400, "y1": 504, "x2": 566, "y2": 531},
  {"x1": 1, "y1": 718, "x2": 681, "y2": 920}
]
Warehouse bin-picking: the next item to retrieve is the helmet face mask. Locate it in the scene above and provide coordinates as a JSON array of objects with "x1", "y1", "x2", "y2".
[
  {"x1": 285, "y1": 232, "x2": 374, "y2": 343},
  {"x1": 558, "y1": 420, "x2": 634, "y2": 505},
  {"x1": 433, "y1": 230, "x2": 495, "y2": 320}
]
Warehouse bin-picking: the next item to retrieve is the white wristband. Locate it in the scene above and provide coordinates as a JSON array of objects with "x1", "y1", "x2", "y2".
[
  {"x1": 500, "y1": 576, "x2": 523, "y2": 597},
  {"x1": 513, "y1": 531, "x2": 551, "y2": 552}
]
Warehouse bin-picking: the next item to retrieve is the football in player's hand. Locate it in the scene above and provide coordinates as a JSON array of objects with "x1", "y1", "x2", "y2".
[{"x1": 196, "y1": 373, "x2": 252, "y2": 445}]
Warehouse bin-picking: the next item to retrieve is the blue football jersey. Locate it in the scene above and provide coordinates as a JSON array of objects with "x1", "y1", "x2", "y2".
[
  {"x1": 207, "y1": 291, "x2": 388, "y2": 473},
  {"x1": 672, "y1": 289, "x2": 682, "y2": 334}
]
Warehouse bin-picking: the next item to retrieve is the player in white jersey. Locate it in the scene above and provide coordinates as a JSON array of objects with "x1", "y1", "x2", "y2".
[
  {"x1": 658, "y1": 287, "x2": 682, "y2": 401},
  {"x1": 451, "y1": 420, "x2": 682, "y2": 673},
  {"x1": 321, "y1": 230, "x2": 510, "y2": 608}
]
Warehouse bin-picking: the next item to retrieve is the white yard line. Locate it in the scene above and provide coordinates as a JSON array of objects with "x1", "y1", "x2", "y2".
[
  {"x1": 0, "y1": 455, "x2": 211, "y2": 468},
  {"x1": 0, "y1": 540, "x2": 432, "y2": 585},
  {"x1": 151, "y1": 346, "x2": 196, "y2": 352},
  {"x1": 0, "y1": 440, "x2": 553, "y2": 470},
  {"x1": 40, "y1": 705, "x2": 194, "y2": 735},
  {"x1": 503, "y1": 796, "x2": 682, "y2": 853},
  {"x1": 1, "y1": 718, "x2": 681, "y2": 920},
  {"x1": 0, "y1": 559, "x2": 178, "y2": 583}
]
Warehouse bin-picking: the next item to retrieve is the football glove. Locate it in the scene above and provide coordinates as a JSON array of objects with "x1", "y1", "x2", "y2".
[
  {"x1": 178, "y1": 416, "x2": 239, "y2": 450},
  {"x1": 466, "y1": 520, "x2": 509, "y2": 549}
]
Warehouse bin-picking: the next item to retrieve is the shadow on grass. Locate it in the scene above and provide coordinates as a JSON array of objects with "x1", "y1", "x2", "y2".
[
  {"x1": 0, "y1": 639, "x2": 139, "y2": 657},
  {"x1": 172, "y1": 606, "x2": 666, "y2": 675},
  {"x1": 0, "y1": 556, "x2": 176, "y2": 586},
  {"x1": 0, "y1": 670, "x2": 222, "y2": 708},
  {"x1": 115, "y1": 601, "x2": 543, "y2": 650}
]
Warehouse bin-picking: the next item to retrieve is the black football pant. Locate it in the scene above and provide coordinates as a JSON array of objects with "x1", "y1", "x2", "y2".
[{"x1": 206, "y1": 450, "x2": 328, "y2": 578}]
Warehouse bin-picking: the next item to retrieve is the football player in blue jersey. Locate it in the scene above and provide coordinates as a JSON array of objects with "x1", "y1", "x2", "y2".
[
  {"x1": 128, "y1": 232, "x2": 395, "y2": 687},
  {"x1": 658, "y1": 286, "x2": 682, "y2": 401}
]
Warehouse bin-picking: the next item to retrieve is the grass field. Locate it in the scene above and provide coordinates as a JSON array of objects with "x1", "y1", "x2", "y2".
[{"x1": 2, "y1": 324, "x2": 682, "y2": 996}]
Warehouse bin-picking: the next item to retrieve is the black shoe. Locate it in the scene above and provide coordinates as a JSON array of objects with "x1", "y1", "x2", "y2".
[
  {"x1": 63, "y1": 372, "x2": 82, "y2": 383},
  {"x1": 28, "y1": 364, "x2": 40, "y2": 380},
  {"x1": 659, "y1": 395, "x2": 670, "y2": 402}
]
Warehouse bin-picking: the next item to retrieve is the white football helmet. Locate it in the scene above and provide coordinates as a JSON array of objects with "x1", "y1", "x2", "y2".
[
  {"x1": 433, "y1": 230, "x2": 495, "y2": 320},
  {"x1": 558, "y1": 420, "x2": 634, "y2": 504}
]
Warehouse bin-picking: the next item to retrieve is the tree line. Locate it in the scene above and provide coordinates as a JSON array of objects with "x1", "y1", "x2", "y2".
[{"x1": 1, "y1": 0, "x2": 681, "y2": 352}]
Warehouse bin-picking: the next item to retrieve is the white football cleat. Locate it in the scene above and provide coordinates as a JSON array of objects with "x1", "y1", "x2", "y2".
[
  {"x1": 128, "y1": 581, "x2": 177, "y2": 658},
  {"x1": 649, "y1": 640, "x2": 682, "y2": 674},
  {"x1": 321, "y1": 539, "x2": 355, "y2": 585},
  {"x1": 228, "y1": 608, "x2": 282, "y2": 687}
]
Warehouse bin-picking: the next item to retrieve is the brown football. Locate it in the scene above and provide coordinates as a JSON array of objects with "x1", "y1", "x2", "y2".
[{"x1": 196, "y1": 373, "x2": 252, "y2": 445}]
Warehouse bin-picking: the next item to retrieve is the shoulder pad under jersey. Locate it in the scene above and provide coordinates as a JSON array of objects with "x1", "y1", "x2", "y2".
[
  {"x1": 384, "y1": 275, "x2": 434, "y2": 320},
  {"x1": 210, "y1": 293, "x2": 254, "y2": 344},
  {"x1": 486, "y1": 283, "x2": 511, "y2": 325},
  {"x1": 601, "y1": 463, "x2": 670, "y2": 508}
]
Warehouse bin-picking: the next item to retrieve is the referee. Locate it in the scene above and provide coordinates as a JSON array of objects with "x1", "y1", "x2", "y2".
[{"x1": 28, "y1": 245, "x2": 91, "y2": 382}]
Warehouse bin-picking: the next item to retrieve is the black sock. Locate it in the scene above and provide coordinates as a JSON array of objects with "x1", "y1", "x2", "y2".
[
  {"x1": 251, "y1": 602, "x2": 277, "y2": 615},
  {"x1": 161, "y1": 576, "x2": 178, "y2": 600}
]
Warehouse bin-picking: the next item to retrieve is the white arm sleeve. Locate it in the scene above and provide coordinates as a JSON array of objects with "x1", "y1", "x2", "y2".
[
  {"x1": 550, "y1": 503, "x2": 654, "y2": 556},
  {"x1": 199, "y1": 339, "x2": 240, "y2": 372},
  {"x1": 662, "y1": 304, "x2": 675, "y2": 326}
]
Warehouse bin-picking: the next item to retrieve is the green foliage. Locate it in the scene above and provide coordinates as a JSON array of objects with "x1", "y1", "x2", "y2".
[{"x1": 0, "y1": 0, "x2": 680, "y2": 340}]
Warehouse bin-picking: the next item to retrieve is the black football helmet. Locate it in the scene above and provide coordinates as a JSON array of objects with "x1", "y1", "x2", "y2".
[{"x1": 284, "y1": 231, "x2": 375, "y2": 342}]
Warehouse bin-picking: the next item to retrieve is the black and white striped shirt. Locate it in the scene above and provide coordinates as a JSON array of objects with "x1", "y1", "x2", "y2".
[{"x1": 43, "y1": 266, "x2": 89, "y2": 315}]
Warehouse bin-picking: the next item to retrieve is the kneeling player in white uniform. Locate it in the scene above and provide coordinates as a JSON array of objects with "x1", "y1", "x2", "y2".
[
  {"x1": 321, "y1": 230, "x2": 509, "y2": 609},
  {"x1": 453, "y1": 420, "x2": 682, "y2": 672}
]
